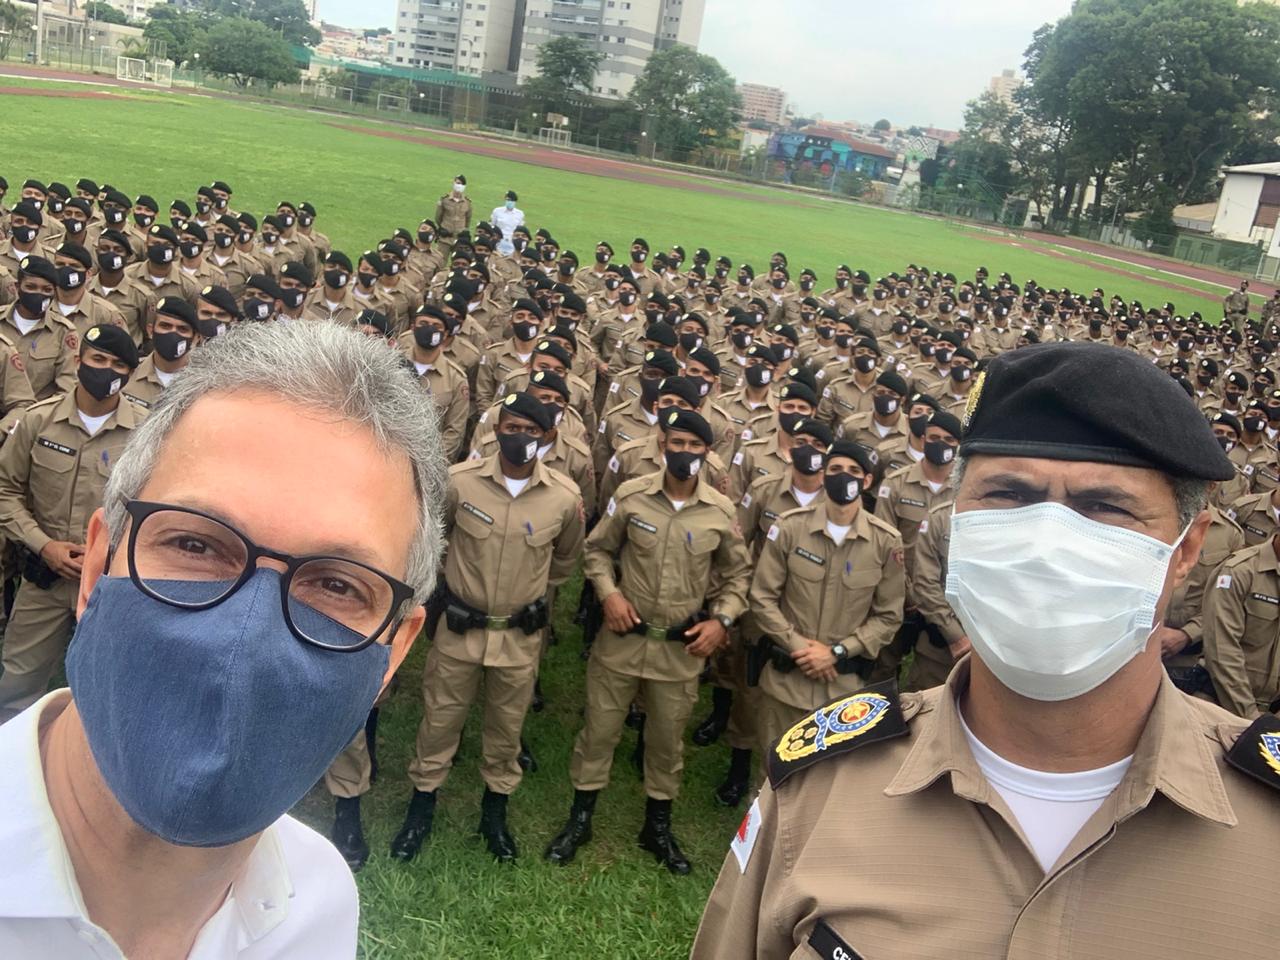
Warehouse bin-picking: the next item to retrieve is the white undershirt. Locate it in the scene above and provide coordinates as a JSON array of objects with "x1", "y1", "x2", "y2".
[
  {"x1": 907, "y1": 444, "x2": 925, "y2": 462},
  {"x1": 536, "y1": 441, "x2": 554, "y2": 459},
  {"x1": 642, "y1": 408, "x2": 659, "y2": 426},
  {"x1": 77, "y1": 410, "x2": 112, "y2": 436},
  {"x1": 959, "y1": 709, "x2": 1131, "y2": 873},
  {"x1": 666, "y1": 497, "x2": 685, "y2": 511},
  {"x1": 872, "y1": 420, "x2": 893, "y2": 438},
  {"x1": 792, "y1": 486, "x2": 820, "y2": 507},
  {"x1": 925, "y1": 478, "x2": 945, "y2": 495},
  {"x1": 413, "y1": 361, "x2": 432, "y2": 376},
  {"x1": 503, "y1": 475, "x2": 531, "y2": 498},
  {"x1": 11, "y1": 312, "x2": 39, "y2": 336},
  {"x1": 825, "y1": 521, "x2": 851, "y2": 544},
  {"x1": 155, "y1": 368, "x2": 176, "y2": 387},
  {"x1": 57, "y1": 301, "x2": 77, "y2": 317}
]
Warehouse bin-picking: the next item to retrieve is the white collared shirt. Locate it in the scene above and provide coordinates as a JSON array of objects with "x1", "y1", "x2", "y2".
[{"x1": 0, "y1": 691, "x2": 359, "y2": 959}]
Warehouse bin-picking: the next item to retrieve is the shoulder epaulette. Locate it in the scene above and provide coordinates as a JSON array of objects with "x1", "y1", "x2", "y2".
[
  {"x1": 864, "y1": 510, "x2": 903, "y2": 540},
  {"x1": 767, "y1": 679, "x2": 912, "y2": 789},
  {"x1": 1223, "y1": 545, "x2": 1264, "y2": 570},
  {"x1": 613, "y1": 474, "x2": 653, "y2": 502},
  {"x1": 25, "y1": 395, "x2": 63, "y2": 413},
  {"x1": 561, "y1": 432, "x2": 591, "y2": 456},
  {"x1": 883, "y1": 463, "x2": 912, "y2": 482},
  {"x1": 448, "y1": 457, "x2": 487, "y2": 478},
  {"x1": 776, "y1": 503, "x2": 818, "y2": 524},
  {"x1": 1224, "y1": 713, "x2": 1280, "y2": 793}
]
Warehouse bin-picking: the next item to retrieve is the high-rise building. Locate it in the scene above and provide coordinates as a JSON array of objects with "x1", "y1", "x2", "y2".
[
  {"x1": 988, "y1": 68, "x2": 1023, "y2": 105},
  {"x1": 736, "y1": 82, "x2": 787, "y2": 125},
  {"x1": 393, "y1": 0, "x2": 520, "y2": 75}
]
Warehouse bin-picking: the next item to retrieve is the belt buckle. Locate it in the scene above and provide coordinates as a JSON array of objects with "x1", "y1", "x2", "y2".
[
  {"x1": 644, "y1": 624, "x2": 667, "y2": 642},
  {"x1": 486, "y1": 615, "x2": 510, "y2": 630}
]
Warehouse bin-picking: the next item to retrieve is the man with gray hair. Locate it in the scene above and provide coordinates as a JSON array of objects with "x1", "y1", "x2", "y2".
[{"x1": 0, "y1": 322, "x2": 446, "y2": 959}]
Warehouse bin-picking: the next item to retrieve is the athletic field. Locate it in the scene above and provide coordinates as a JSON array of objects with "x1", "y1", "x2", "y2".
[{"x1": 0, "y1": 73, "x2": 1254, "y2": 959}]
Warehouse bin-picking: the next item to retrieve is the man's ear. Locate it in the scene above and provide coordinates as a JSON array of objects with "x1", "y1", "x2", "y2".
[
  {"x1": 78, "y1": 508, "x2": 111, "y2": 618},
  {"x1": 379, "y1": 604, "x2": 426, "y2": 693},
  {"x1": 1170, "y1": 508, "x2": 1212, "y2": 588}
]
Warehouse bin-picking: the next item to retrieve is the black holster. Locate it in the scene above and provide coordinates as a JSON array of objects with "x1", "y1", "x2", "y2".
[{"x1": 21, "y1": 548, "x2": 58, "y2": 591}]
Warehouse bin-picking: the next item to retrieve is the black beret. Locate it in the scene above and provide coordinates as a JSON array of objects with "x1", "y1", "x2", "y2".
[
  {"x1": 197, "y1": 186, "x2": 217, "y2": 201},
  {"x1": 499, "y1": 391, "x2": 553, "y2": 432},
  {"x1": 1197, "y1": 357, "x2": 1220, "y2": 377},
  {"x1": 771, "y1": 323, "x2": 799, "y2": 344},
  {"x1": 1211, "y1": 412, "x2": 1242, "y2": 436},
  {"x1": 415, "y1": 303, "x2": 451, "y2": 327},
  {"x1": 199, "y1": 284, "x2": 240, "y2": 318},
  {"x1": 148, "y1": 224, "x2": 179, "y2": 245},
  {"x1": 643, "y1": 349, "x2": 679, "y2": 377},
  {"x1": 790, "y1": 418, "x2": 833, "y2": 447},
  {"x1": 135, "y1": 194, "x2": 159, "y2": 212},
  {"x1": 262, "y1": 215, "x2": 287, "y2": 232},
  {"x1": 22, "y1": 179, "x2": 45, "y2": 193},
  {"x1": 237, "y1": 211, "x2": 258, "y2": 230},
  {"x1": 65, "y1": 197, "x2": 92, "y2": 217},
  {"x1": 658, "y1": 376, "x2": 703, "y2": 408},
  {"x1": 82, "y1": 323, "x2": 139, "y2": 368},
  {"x1": 959, "y1": 342, "x2": 1234, "y2": 481},
  {"x1": 18, "y1": 255, "x2": 57, "y2": 285},
  {"x1": 212, "y1": 180, "x2": 233, "y2": 195},
  {"x1": 181, "y1": 222, "x2": 207, "y2": 243},
  {"x1": 545, "y1": 322, "x2": 579, "y2": 349},
  {"x1": 170, "y1": 199, "x2": 192, "y2": 217},
  {"x1": 632, "y1": 237, "x2": 649, "y2": 251},
  {"x1": 953, "y1": 346, "x2": 978, "y2": 364},
  {"x1": 785, "y1": 366, "x2": 818, "y2": 393},
  {"x1": 644, "y1": 323, "x2": 678, "y2": 348},
  {"x1": 509, "y1": 297, "x2": 544, "y2": 320},
  {"x1": 660, "y1": 408, "x2": 713, "y2": 446},
  {"x1": 529, "y1": 369, "x2": 570, "y2": 401},
  {"x1": 746, "y1": 343, "x2": 777, "y2": 364},
  {"x1": 156, "y1": 296, "x2": 197, "y2": 327},
  {"x1": 355, "y1": 308, "x2": 390, "y2": 335},
  {"x1": 12, "y1": 200, "x2": 43, "y2": 225},
  {"x1": 454, "y1": 174, "x2": 467, "y2": 185},
  {"x1": 246, "y1": 274, "x2": 283, "y2": 300},
  {"x1": 855, "y1": 336, "x2": 881, "y2": 356},
  {"x1": 827, "y1": 440, "x2": 876, "y2": 474},
  {"x1": 688, "y1": 346, "x2": 721, "y2": 375},
  {"x1": 534, "y1": 339, "x2": 572, "y2": 368},
  {"x1": 76, "y1": 178, "x2": 98, "y2": 194},
  {"x1": 280, "y1": 261, "x2": 313, "y2": 286},
  {"x1": 876, "y1": 370, "x2": 910, "y2": 396},
  {"x1": 446, "y1": 277, "x2": 480, "y2": 302},
  {"x1": 560, "y1": 291, "x2": 587, "y2": 314},
  {"x1": 359, "y1": 251, "x2": 387, "y2": 275},
  {"x1": 928, "y1": 411, "x2": 963, "y2": 440},
  {"x1": 56, "y1": 243, "x2": 93, "y2": 270},
  {"x1": 779, "y1": 381, "x2": 818, "y2": 407}
]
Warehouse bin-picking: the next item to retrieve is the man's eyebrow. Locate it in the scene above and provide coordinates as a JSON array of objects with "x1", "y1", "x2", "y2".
[
  {"x1": 1065, "y1": 485, "x2": 1142, "y2": 507},
  {"x1": 973, "y1": 473, "x2": 1047, "y2": 496}
]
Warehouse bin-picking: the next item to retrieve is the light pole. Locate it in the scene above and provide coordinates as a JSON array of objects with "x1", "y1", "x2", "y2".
[{"x1": 34, "y1": 0, "x2": 43, "y2": 65}]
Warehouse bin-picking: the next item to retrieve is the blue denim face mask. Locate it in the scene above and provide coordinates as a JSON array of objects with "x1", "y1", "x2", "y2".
[{"x1": 66, "y1": 569, "x2": 389, "y2": 847}]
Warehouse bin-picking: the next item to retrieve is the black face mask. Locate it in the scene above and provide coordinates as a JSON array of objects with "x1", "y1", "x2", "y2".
[
  {"x1": 498, "y1": 431, "x2": 539, "y2": 466},
  {"x1": 595, "y1": 251, "x2": 610, "y2": 264},
  {"x1": 873, "y1": 394, "x2": 899, "y2": 417},
  {"x1": 779, "y1": 411, "x2": 804, "y2": 433},
  {"x1": 791, "y1": 443, "x2": 824, "y2": 476},
  {"x1": 105, "y1": 209, "x2": 125, "y2": 225},
  {"x1": 78, "y1": 362, "x2": 124, "y2": 401},
  {"x1": 873, "y1": 291, "x2": 888, "y2": 301},
  {"x1": 1245, "y1": 415, "x2": 1267, "y2": 433},
  {"x1": 951, "y1": 366, "x2": 973, "y2": 383},
  {"x1": 17, "y1": 290, "x2": 51, "y2": 317},
  {"x1": 908, "y1": 414, "x2": 930, "y2": 438},
  {"x1": 639, "y1": 376, "x2": 662, "y2": 406},
  {"x1": 924, "y1": 439, "x2": 956, "y2": 467},
  {"x1": 179, "y1": 241, "x2": 201, "y2": 260},
  {"x1": 153, "y1": 329, "x2": 193, "y2": 362},
  {"x1": 413, "y1": 325, "x2": 444, "y2": 350},
  {"x1": 558, "y1": 263, "x2": 575, "y2": 277},
  {"x1": 11, "y1": 225, "x2": 37, "y2": 245},
  {"x1": 209, "y1": 233, "x2": 232, "y2": 250},
  {"x1": 824, "y1": 473, "x2": 862, "y2": 505},
  {"x1": 196, "y1": 201, "x2": 212, "y2": 215},
  {"x1": 147, "y1": 245, "x2": 174, "y2": 266},
  {"x1": 619, "y1": 291, "x2": 637, "y2": 307},
  {"x1": 323, "y1": 269, "x2": 348, "y2": 289},
  {"x1": 57, "y1": 266, "x2": 86, "y2": 291},
  {"x1": 135, "y1": 213, "x2": 154, "y2": 228},
  {"x1": 834, "y1": 333, "x2": 854, "y2": 349},
  {"x1": 664, "y1": 449, "x2": 704, "y2": 481},
  {"x1": 97, "y1": 250, "x2": 124, "y2": 273},
  {"x1": 1116, "y1": 329, "x2": 1130, "y2": 341},
  {"x1": 730, "y1": 331, "x2": 753, "y2": 350},
  {"x1": 678, "y1": 332, "x2": 703, "y2": 352},
  {"x1": 1196, "y1": 374, "x2": 1214, "y2": 387},
  {"x1": 356, "y1": 272, "x2": 376, "y2": 288},
  {"x1": 631, "y1": 250, "x2": 646, "y2": 263},
  {"x1": 281, "y1": 288, "x2": 305, "y2": 310},
  {"x1": 65, "y1": 220, "x2": 85, "y2": 237},
  {"x1": 771, "y1": 278, "x2": 787, "y2": 290},
  {"x1": 854, "y1": 356, "x2": 877, "y2": 374},
  {"x1": 513, "y1": 321, "x2": 541, "y2": 342},
  {"x1": 745, "y1": 365, "x2": 772, "y2": 388},
  {"x1": 816, "y1": 325, "x2": 835, "y2": 341}
]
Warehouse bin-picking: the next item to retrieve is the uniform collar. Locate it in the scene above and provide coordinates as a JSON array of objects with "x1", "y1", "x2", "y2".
[
  {"x1": 53, "y1": 389, "x2": 143, "y2": 433},
  {"x1": 481, "y1": 450, "x2": 547, "y2": 491},
  {"x1": 803, "y1": 502, "x2": 870, "y2": 543},
  {"x1": 885, "y1": 659, "x2": 1238, "y2": 828},
  {"x1": 639, "y1": 464, "x2": 711, "y2": 506}
]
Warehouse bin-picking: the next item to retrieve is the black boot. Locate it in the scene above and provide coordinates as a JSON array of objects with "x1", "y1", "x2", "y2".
[
  {"x1": 517, "y1": 738, "x2": 538, "y2": 773},
  {"x1": 544, "y1": 789, "x2": 598, "y2": 865},
  {"x1": 531, "y1": 678, "x2": 545, "y2": 713},
  {"x1": 714, "y1": 748, "x2": 752, "y2": 808},
  {"x1": 630, "y1": 716, "x2": 646, "y2": 775},
  {"x1": 691, "y1": 687, "x2": 732, "y2": 747},
  {"x1": 390, "y1": 789, "x2": 437, "y2": 862},
  {"x1": 638, "y1": 797, "x2": 691, "y2": 875},
  {"x1": 330, "y1": 796, "x2": 370, "y2": 872},
  {"x1": 477, "y1": 788, "x2": 518, "y2": 863},
  {"x1": 625, "y1": 703, "x2": 644, "y2": 729},
  {"x1": 364, "y1": 708, "x2": 380, "y2": 784}
]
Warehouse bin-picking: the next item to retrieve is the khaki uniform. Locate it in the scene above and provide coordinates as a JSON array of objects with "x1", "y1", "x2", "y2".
[
  {"x1": 408, "y1": 455, "x2": 583, "y2": 795},
  {"x1": 88, "y1": 275, "x2": 150, "y2": 346},
  {"x1": 0, "y1": 239, "x2": 52, "y2": 280},
  {"x1": 0, "y1": 304, "x2": 78, "y2": 400},
  {"x1": 0, "y1": 334, "x2": 36, "y2": 436},
  {"x1": 374, "y1": 280, "x2": 416, "y2": 334},
  {"x1": 177, "y1": 259, "x2": 226, "y2": 291},
  {"x1": 836, "y1": 410, "x2": 910, "y2": 451},
  {"x1": 717, "y1": 388, "x2": 777, "y2": 446},
  {"x1": 0, "y1": 393, "x2": 144, "y2": 716},
  {"x1": 1204, "y1": 542, "x2": 1280, "y2": 718},
  {"x1": 434, "y1": 194, "x2": 473, "y2": 237},
  {"x1": 302, "y1": 288, "x2": 362, "y2": 325},
  {"x1": 124, "y1": 261, "x2": 201, "y2": 306},
  {"x1": 1226, "y1": 491, "x2": 1280, "y2": 546},
  {"x1": 729, "y1": 435, "x2": 790, "y2": 501},
  {"x1": 573, "y1": 471, "x2": 751, "y2": 799},
  {"x1": 910, "y1": 502, "x2": 964, "y2": 690},
  {"x1": 475, "y1": 339, "x2": 538, "y2": 412},
  {"x1": 816, "y1": 372, "x2": 877, "y2": 426},
  {"x1": 593, "y1": 397, "x2": 658, "y2": 476},
  {"x1": 1165, "y1": 505, "x2": 1244, "y2": 662},
  {"x1": 401, "y1": 347, "x2": 471, "y2": 460},
  {"x1": 1224, "y1": 288, "x2": 1250, "y2": 324},
  {"x1": 52, "y1": 294, "x2": 126, "y2": 339},
  {"x1": 749, "y1": 504, "x2": 905, "y2": 750},
  {"x1": 876, "y1": 461, "x2": 953, "y2": 583},
  {"x1": 120, "y1": 356, "x2": 179, "y2": 412},
  {"x1": 598, "y1": 434, "x2": 729, "y2": 507},
  {"x1": 692, "y1": 663, "x2": 1280, "y2": 960},
  {"x1": 498, "y1": 369, "x2": 596, "y2": 439},
  {"x1": 469, "y1": 429, "x2": 596, "y2": 518}
]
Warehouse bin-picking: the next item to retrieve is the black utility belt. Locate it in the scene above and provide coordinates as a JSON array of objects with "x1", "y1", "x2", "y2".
[
  {"x1": 443, "y1": 587, "x2": 548, "y2": 635},
  {"x1": 626, "y1": 612, "x2": 702, "y2": 642}
]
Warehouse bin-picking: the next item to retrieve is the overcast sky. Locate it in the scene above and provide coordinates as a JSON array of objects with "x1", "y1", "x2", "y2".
[{"x1": 314, "y1": 0, "x2": 1077, "y2": 129}]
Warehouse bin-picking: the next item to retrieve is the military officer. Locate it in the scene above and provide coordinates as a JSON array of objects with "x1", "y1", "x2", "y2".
[
  {"x1": 0, "y1": 324, "x2": 143, "y2": 719},
  {"x1": 545, "y1": 409, "x2": 750, "y2": 873},
  {"x1": 122, "y1": 297, "x2": 198, "y2": 411},
  {"x1": 435, "y1": 175, "x2": 473, "y2": 239},
  {"x1": 401, "y1": 304, "x2": 471, "y2": 460},
  {"x1": 1, "y1": 256, "x2": 78, "y2": 399},
  {"x1": 1224, "y1": 279, "x2": 1251, "y2": 327}
]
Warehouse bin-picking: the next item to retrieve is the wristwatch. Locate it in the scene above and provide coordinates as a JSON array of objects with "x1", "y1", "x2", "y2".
[
  {"x1": 831, "y1": 643, "x2": 848, "y2": 660},
  {"x1": 714, "y1": 613, "x2": 734, "y2": 630}
]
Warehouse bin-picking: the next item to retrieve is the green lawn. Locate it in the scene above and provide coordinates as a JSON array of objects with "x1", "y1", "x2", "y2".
[{"x1": 0, "y1": 75, "x2": 1251, "y2": 958}]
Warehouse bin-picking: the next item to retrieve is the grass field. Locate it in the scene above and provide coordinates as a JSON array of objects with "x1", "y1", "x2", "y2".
[{"x1": 0, "y1": 75, "x2": 1253, "y2": 959}]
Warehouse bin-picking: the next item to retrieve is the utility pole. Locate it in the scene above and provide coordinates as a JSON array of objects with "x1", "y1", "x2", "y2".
[{"x1": 34, "y1": 0, "x2": 44, "y2": 64}]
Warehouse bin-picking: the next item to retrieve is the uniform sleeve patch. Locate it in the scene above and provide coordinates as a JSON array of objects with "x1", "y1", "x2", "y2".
[
  {"x1": 740, "y1": 492, "x2": 752, "y2": 508},
  {"x1": 608, "y1": 455, "x2": 620, "y2": 474},
  {"x1": 605, "y1": 497, "x2": 617, "y2": 517},
  {"x1": 877, "y1": 484, "x2": 891, "y2": 498},
  {"x1": 766, "y1": 524, "x2": 780, "y2": 541},
  {"x1": 732, "y1": 452, "x2": 744, "y2": 466},
  {"x1": 730, "y1": 798, "x2": 762, "y2": 874},
  {"x1": 1216, "y1": 574, "x2": 1233, "y2": 589}
]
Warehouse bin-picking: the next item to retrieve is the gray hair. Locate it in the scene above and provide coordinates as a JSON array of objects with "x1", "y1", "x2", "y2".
[
  {"x1": 103, "y1": 322, "x2": 447, "y2": 608},
  {"x1": 952, "y1": 456, "x2": 1209, "y2": 531}
]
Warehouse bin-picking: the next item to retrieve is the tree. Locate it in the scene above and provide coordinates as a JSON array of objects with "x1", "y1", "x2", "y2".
[
  {"x1": 629, "y1": 46, "x2": 741, "y2": 157},
  {"x1": 873, "y1": 118, "x2": 891, "y2": 131},
  {"x1": 143, "y1": 6, "x2": 208, "y2": 66},
  {"x1": 85, "y1": 1, "x2": 128, "y2": 24},
  {"x1": 521, "y1": 35, "x2": 602, "y2": 104},
  {"x1": 0, "y1": 0, "x2": 32, "y2": 60},
  {"x1": 198, "y1": 16, "x2": 299, "y2": 88},
  {"x1": 198, "y1": 0, "x2": 319, "y2": 47}
]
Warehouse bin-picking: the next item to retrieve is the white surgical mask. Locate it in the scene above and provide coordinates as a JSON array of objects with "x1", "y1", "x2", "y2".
[{"x1": 945, "y1": 501, "x2": 1186, "y2": 702}]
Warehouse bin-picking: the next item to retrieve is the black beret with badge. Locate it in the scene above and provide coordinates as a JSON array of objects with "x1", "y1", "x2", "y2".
[
  {"x1": 83, "y1": 323, "x2": 140, "y2": 369},
  {"x1": 499, "y1": 391, "x2": 553, "y2": 432},
  {"x1": 959, "y1": 341, "x2": 1235, "y2": 481},
  {"x1": 660, "y1": 408, "x2": 713, "y2": 446}
]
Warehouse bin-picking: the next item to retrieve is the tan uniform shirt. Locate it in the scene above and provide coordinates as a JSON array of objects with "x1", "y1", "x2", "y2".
[
  {"x1": 475, "y1": 340, "x2": 537, "y2": 412},
  {"x1": 0, "y1": 333, "x2": 36, "y2": 436},
  {"x1": 913, "y1": 501, "x2": 964, "y2": 644},
  {"x1": 1167, "y1": 504, "x2": 1244, "y2": 650},
  {"x1": 1226, "y1": 490, "x2": 1280, "y2": 546},
  {"x1": 598, "y1": 434, "x2": 729, "y2": 508},
  {"x1": 53, "y1": 293, "x2": 126, "y2": 339},
  {"x1": 692, "y1": 662, "x2": 1279, "y2": 960},
  {"x1": 88, "y1": 275, "x2": 150, "y2": 345},
  {"x1": 876, "y1": 461, "x2": 955, "y2": 588},
  {"x1": 585, "y1": 470, "x2": 750, "y2": 681},
  {"x1": 124, "y1": 261, "x2": 201, "y2": 306},
  {"x1": 0, "y1": 392, "x2": 144, "y2": 555},
  {"x1": 738, "y1": 473, "x2": 822, "y2": 559},
  {"x1": 836, "y1": 410, "x2": 909, "y2": 451},
  {"x1": 120, "y1": 356, "x2": 178, "y2": 412},
  {"x1": 0, "y1": 305, "x2": 78, "y2": 400},
  {"x1": 816, "y1": 372, "x2": 877, "y2": 426},
  {"x1": 401, "y1": 347, "x2": 470, "y2": 460},
  {"x1": 729, "y1": 435, "x2": 790, "y2": 501},
  {"x1": 469, "y1": 429, "x2": 597, "y2": 518},
  {"x1": 749, "y1": 504, "x2": 904, "y2": 710},
  {"x1": 717, "y1": 388, "x2": 777, "y2": 446},
  {"x1": 1204, "y1": 541, "x2": 1280, "y2": 717},
  {"x1": 302, "y1": 288, "x2": 362, "y2": 325},
  {"x1": 438, "y1": 455, "x2": 584, "y2": 668},
  {"x1": 434, "y1": 195, "x2": 472, "y2": 237}
]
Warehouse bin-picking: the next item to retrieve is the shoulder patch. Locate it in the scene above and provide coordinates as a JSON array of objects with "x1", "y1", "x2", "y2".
[
  {"x1": 1216, "y1": 574, "x2": 1232, "y2": 589},
  {"x1": 768, "y1": 681, "x2": 909, "y2": 789},
  {"x1": 1224, "y1": 714, "x2": 1280, "y2": 792}
]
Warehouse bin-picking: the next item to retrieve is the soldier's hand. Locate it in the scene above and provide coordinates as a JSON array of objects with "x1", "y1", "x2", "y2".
[
  {"x1": 793, "y1": 639, "x2": 837, "y2": 681},
  {"x1": 41, "y1": 541, "x2": 85, "y2": 579},
  {"x1": 1155, "y1": 626, "x2": 1192, "y2": 659},
  {"x1": 601, "y1": 591, "x2": 641, "y2": 633},
  {"x1": 683, "y1": 619, "x2": 728, "y2": 657}
]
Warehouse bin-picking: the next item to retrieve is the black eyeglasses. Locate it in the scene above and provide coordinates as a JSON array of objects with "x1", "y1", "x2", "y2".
[{"x1": 119, "y1": 500, "x2": 415, "y2": 652}]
